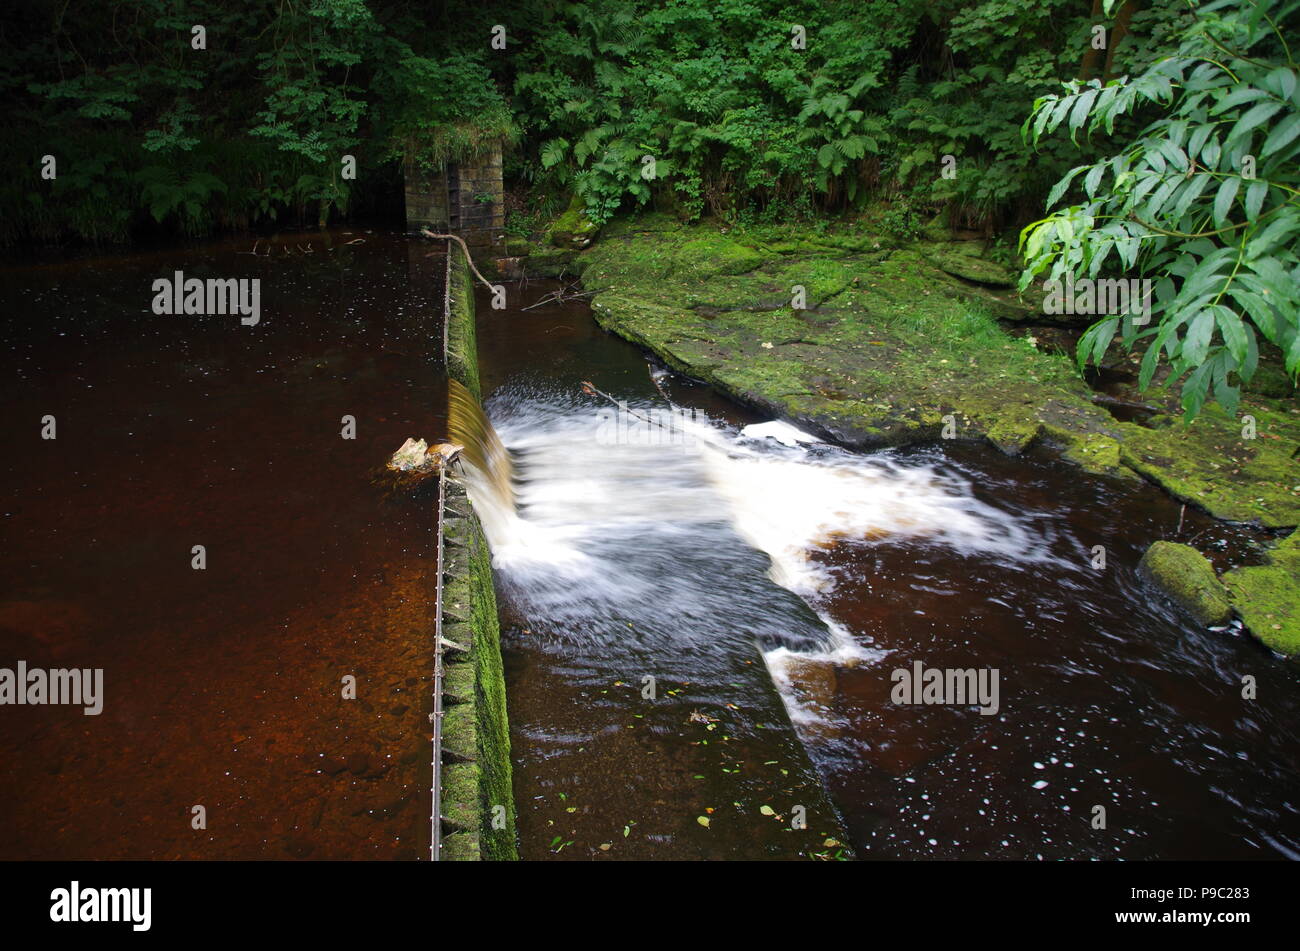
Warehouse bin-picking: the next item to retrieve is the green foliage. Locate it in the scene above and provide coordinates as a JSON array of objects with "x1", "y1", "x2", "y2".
[
  {"x1": 505, "y1": 0, "x2": 1192, "y2": 229},
  {"x1": 385, "y1": 50, "x2": 517, "y2": 170},
  {"x1": 2, "y1": 0, "x2": 519, "y2": 246},
  {"x1": 879, "y1": 199, "x2": 925, "y2": 243},
  {"x1": 4, "y1": 0, "x2": 1282, "y2": 268},
  {"x1": 1021, "y1": 0, "x2": 1300, "y2": 420}
]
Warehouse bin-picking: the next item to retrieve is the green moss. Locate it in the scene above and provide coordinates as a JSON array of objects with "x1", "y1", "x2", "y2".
[
  {"x1": 437, "y1": 488, "x2": 517, "y2": 860},
  {"x1": 676, "y1": 234, "x2": 767, "y2": 277},
  {"x1": 1138, "y1": 541, "x2": 1233, "y2": 627},
  {"x1": 1042, "y1": 426, "x2": 1131, "y2": 477},
  {"x1": 582, "y1": 218, "x2": 1103, "y2": 454},
  {"x1": 440, "y1": 762, "x2": 483, "y2": 833},
  {"x1": 548, "y1": 194, "x2": 600, "y2": 250},
  {"x1": 985, "y1": 417, "x2": 1042, "y2": 456},
  {"x1": 1243, "y1": 365, "x2": 1298, "y2": 399},
  {"x1": 930, "y1": 244, "x2": 1016, "y2": 287},
  {"x1": 1115, "y1": 404, "x2": 1300, "y2": 528},
  {"x1": 578, "y1": 216, "x2": 1299, "y2": 519},
  {"x1": 463, "y1": 491, "x2": 516, "y2": 860},
  {"x1": 438, "y1": 251, "x2": 517, "y2": 860},
  {"x1": 445, "y1": 243, "x2": 481, "y2": 399},
  {"x1": 1222, "y1": 531, "x2": 1300, "y2": 656},
  {"x1": 522, "y1": 248, "x2": 578, "y2": 279},
  {"x1": 442, "y1": 661, "x2": 475, "y2": 705}
]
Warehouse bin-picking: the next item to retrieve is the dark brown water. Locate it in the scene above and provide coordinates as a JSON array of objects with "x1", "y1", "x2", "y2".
[
  {"x1": 5, "y1": 234, "x2": 1296, "y2": 864},
  {"x1": 477, "y1": 283, "x2": 1300, "y2": 862},
  {"x1": 797, "y1": 446, "x2": 1298, "y2": 860},
  {"x1": 0, "y1": 232, "x2": 447, "y2": 859}
]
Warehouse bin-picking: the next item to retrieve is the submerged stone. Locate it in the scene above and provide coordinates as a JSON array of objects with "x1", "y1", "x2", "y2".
[{"x1": 1138, "y1": 541, "x2": 1233, "y2": 627}]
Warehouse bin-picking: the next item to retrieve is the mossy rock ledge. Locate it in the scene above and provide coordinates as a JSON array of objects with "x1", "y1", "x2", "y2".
[
  {"x1": 1222, "y1": 530, "x2": 1300, "y2": 657},
  {"x1": 1138, "y1": 541, "x2": 1233, "y2": 628},
  {"x1": 575, "y1": 217, "x2": 1300, "y2": 527}
]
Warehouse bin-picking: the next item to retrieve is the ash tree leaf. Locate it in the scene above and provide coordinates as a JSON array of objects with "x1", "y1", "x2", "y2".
[
  {"x1": 1262, "y1": 113, "x2": 1300, "y2": 156},
  {"x1": 1213, "y1": 176, "x2": 1240, "y2": 228},
  {"x1": 1227, "y1": 101, "x2": 1284, "y2": 145},
  {"x1": 1182, "y1": 309, "x2": 1216, "y2": 366},
  {"x1": 1244, "y1": 180, "x2": 1269, "y2": 218},
  {"x1": 1215, "y1": 306, "x2": 1249, "y2": 364}
]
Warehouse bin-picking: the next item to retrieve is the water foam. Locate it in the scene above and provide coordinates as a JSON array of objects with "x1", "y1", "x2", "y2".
[{"x1": 453, "y1": 391, "x2": 1053, "y2": 719}]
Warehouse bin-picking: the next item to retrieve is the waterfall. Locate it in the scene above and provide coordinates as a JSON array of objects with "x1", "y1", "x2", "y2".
[
  {"x1": 448, "y1": 385, "x2": 1060, "y2": 665},
  {"x1": 447, "y1": 378, "x2": 515, "y2": 506},
  {"x1": 445, "y1": 378, "x2": 526, "y2": 548}
]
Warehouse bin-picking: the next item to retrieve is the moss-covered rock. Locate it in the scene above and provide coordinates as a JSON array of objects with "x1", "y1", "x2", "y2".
[
  {"x1": 1138, "y1": 541, "x2": 1233, "y2": 627},
  {"x1": 577, "y1": 216, "x2": 1299, "y2": 522},
  {"x1": 580, "y1": 218, "x2": 1116, "y2": 459},
  {"x1": 548, "y1": 195, "x2": 600, "y2": 250},
  {"x1": 522, "y1": 248, "x2": 578, "y2": 278},
  {"x1": 1115, "y1": 405, "x2": 1300, "y2": 528},
  {"x1": 932, "y1": 244, "x2": 1017, "y2": 287},
  {"x1": 676, "y1": 234, "x2": 766, "y2": 277},
  {"x1": 1243, "y1": 364, "x2": 1299, "y2": 399},
  {"x1": 1222, "y1": 530, "x2": 1300, "y2": 656}
]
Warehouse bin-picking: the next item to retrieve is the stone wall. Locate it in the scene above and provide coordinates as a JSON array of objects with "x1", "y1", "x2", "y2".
[
  {"x1": 405, "y1": 146, "x2": 504, "y2": 256},
  {"x1": 403, "y1": 156, "x2": 449, "y2": 232},
  {"x1": 436, "y1": 242, "x2": 517, "y2": 860}
]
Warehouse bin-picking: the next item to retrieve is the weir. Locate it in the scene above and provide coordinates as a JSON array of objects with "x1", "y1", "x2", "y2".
[
  {"x1": 430, "y1": 242, "x2": 517, "y2": 861},
  {"x1": 446, "y1": 377, "x2": 516, "y2": 515},
  {"x1": 465, "y1": 292, "x2": 866, "y2": 858}
]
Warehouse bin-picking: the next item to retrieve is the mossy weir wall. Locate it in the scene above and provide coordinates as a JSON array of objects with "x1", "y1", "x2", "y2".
[{"x1": 437, "y1": 243, "x2": 517, "y2": 860}]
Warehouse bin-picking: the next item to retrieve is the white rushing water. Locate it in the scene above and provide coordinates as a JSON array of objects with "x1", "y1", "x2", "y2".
[{"x1": 453, "y1": 392, "x2": 1056, "y2": 716}]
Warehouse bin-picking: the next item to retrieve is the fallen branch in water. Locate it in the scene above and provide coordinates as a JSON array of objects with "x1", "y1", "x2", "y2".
[
  {"x1": 580, "y1": 380, "x2": 677, "y2": 432},
  {"x1": 419, "y1": 229, "x2": 498, "y2": 295},
  {"x1": 521, "y1": 281, "x2": 596, "y2": 311}
]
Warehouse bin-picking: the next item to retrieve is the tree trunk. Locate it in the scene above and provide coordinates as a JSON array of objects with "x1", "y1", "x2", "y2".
[
  {"x1": 1103, "y1": 0, "x2": 1141, "y2": 82},
  {"x1": 1079, "y1": 0, "x2": 1106, "y2": 81}
]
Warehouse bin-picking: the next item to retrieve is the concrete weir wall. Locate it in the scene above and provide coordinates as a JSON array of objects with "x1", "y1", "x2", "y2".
[{"x1": 436, "y1": 243, "x2": 517, "y2": 860}]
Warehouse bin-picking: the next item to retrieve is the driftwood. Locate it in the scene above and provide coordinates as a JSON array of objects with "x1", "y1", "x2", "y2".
[
  {"x1": 521, "y1": 280, "x2": 596, "y2": 311},
  {"x1": 580, "y1": 380, "x2": 681, "y2": 434},
  {"x1": 419, "y1": 229, "x2": 498, "y2": 295}
]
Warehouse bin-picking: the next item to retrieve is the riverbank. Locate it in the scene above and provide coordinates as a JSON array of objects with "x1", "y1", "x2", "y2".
[
  {"x1": 538, "y1": 213, "x2": 1300, "y2": 654},
  {"x1": 573, "y1": 215, "x2": 1299, "y2": 528}
]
